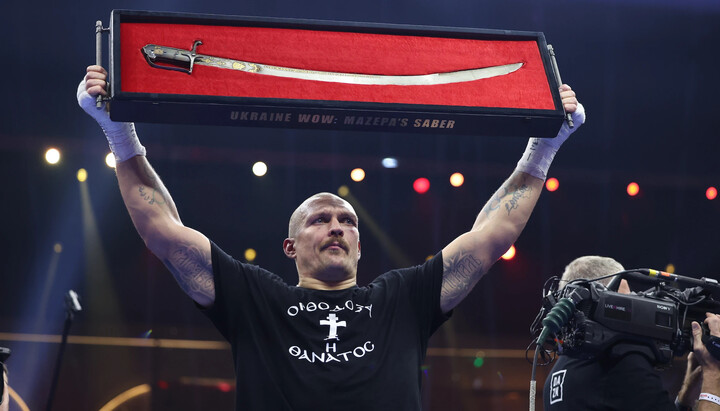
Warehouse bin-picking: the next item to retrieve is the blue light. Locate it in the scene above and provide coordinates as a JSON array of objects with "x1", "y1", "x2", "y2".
[{"x1": 381, "y1": 158, "x2": 398, "y2": 168}]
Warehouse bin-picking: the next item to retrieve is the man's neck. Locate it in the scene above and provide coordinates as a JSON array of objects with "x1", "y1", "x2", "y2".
[{"x1": 297, "y1": 276, "x2": 357, "y2": 290}]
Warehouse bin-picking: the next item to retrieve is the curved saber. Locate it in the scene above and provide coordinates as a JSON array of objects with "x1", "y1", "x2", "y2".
[{"x1": 142, "y1": 41, "x2": 524, "y2": 86}]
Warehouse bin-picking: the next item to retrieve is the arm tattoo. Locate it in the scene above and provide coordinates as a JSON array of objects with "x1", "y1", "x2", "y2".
[
  {"x1": 484, "y1": 189, "x2": 505, "y2": 216},
  {"x1": 441, "y1": 250, "x2": 484, "y2": 308},
  {"x1": 137, "y1": 160, "x2": 168, "y2": 206},
  {"x1": 483, "y1": 180, "x2": 533, "y2": 218},
  {"x1": 162, "y1": 243, "x2": 214, "y2": 301},
  {"x1": 138, "y1": 185, "x2": 167, "y2": 206},
  {"x1": 136, "y1": 161, "x2": 180, "y2": 220},
  {"x1": 504, "y1": 184, "x2": 531, "y2": 215}
]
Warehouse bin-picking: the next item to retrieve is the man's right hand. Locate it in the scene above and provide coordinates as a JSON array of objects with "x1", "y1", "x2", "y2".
[
  {"x1": 77, "y1": 65, "x2": 145, "y2": 162},
  {"x1": 83, "y1": 65, "x2": 109, "y2": 96},
  {"x1": 77, "y1": 65, "x2": 110, "y2": 120}
]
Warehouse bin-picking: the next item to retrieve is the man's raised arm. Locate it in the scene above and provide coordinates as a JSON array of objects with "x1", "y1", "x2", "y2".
[
  {"x1": 440, "y1": 85, "x2": 584, "y2": 313},
  {"x1": 78, "y1": 65, "x2": 215, "y2": 307}
]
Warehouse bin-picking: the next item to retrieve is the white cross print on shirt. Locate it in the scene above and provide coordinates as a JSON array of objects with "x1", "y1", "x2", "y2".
[{"x1": 320, "y1": 313, "x2": 347, "y2": 340}]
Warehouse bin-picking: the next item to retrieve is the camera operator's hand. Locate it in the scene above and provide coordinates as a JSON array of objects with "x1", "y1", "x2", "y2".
[
  {"x1": 678, "y1": 352, "x2": 703, "y2": 407},
  {"x1": 693, "y1": 313, "x2": 720, "y2": 410},
  {"x1": 694, "y1": 313, "x2": 720, "y2": 373},
  {"x1": 677, "y1": 352, "x2": 703, "y2": 409}
]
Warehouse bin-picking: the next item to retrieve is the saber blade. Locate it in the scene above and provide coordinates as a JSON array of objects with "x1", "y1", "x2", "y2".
[{"x1": 142, "y1": 42, "x2": 523, "y2": 86}]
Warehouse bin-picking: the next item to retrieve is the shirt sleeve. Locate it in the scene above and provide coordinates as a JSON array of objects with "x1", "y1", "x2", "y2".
[
  {"x1": 199, "y1": 241, "x2": 288, "y2": 345},
  {"x1": 388, "y1": 253, "x2": 452, "y2": 341}
]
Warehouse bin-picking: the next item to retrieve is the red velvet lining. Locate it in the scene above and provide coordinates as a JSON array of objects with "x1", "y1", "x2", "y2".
[{"x1": 120, "y1": 22, "x2": 554, "y2": 109}]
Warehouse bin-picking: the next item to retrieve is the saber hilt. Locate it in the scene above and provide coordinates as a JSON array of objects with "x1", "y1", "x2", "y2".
[{"x1": 143, "y1": 40, "x2": 204, "y2": 75}]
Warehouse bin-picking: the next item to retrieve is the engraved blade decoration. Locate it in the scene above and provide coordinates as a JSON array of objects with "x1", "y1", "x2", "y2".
[{"x1": 142, "y1": 41, "x2": 524, "y2": 86}]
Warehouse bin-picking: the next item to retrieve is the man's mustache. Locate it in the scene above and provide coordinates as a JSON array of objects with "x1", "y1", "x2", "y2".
[{"x1": 321, "y1": 238, "x2": 349, "y2": 252}]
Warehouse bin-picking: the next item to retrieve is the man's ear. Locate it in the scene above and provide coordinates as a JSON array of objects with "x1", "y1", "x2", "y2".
[
  {"x1": 283, "y1": 238, "x2": 297, "y2": 259},
  {"x1": 357, "y1": 240, "x2": 361, "y2": 260}
]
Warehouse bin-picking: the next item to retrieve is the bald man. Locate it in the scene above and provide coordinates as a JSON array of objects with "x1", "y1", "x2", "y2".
[{"x1": 79, "y1": 64, "x2": 585, "y2": 410}]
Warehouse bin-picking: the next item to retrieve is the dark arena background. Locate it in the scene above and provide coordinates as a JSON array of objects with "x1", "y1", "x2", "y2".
[{"x1": 1, "y1": 0, "x2": 719, "y2": 410}]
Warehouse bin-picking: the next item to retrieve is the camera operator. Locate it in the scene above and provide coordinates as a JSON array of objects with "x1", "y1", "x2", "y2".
[
  {"x1": 542, "y1": 256, "x2": 720, "y2": 411},
  {"x1": 1, "y1": 347, "x2": 9, "y2": 411}
]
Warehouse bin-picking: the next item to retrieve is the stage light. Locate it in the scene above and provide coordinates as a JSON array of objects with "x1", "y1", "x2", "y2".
[
  {"x1": 449, "y1": 172, "x2": 464, "y2": 187},
  {"x1": 341, "y1": 188, "x2": 413, "y2": 267},
  {"x1": 157, "y1": 381, "x2": 169, "y2": 390},
  {"x1": 45, "y1": 148, "x2": 60, "y2": 164},
  {"x1": 382, "y1": 157, "x2": 398, "y2": 168},
  {"x1": 77, "y1": 168, "x2": 88, "y2": 182},
  {"x1": 54, "y1": 243, "x2": 63, "y2": 253},
  {"x1": 473, "y1": 352, "x2": 485, "y2": 368},
  {"x1": 105, "y1": 152, "x2": 116, "y2": 168},
  {"x1": 545, "y1": 177, "x2": 559, "y2": 192},
  {"x1": 217, "y1": 382, "x2": 232, "y2": 393},
  {"x1": 413, "y1": 178, "x2": 430, "y2": 194},
  {"x1": 665, "y1": 263, "x2": 675, "y2": 274},
  {"x1": 351, "y1": 168, "x2": 365, "y2": 182},
  {"x1": 244, "y1": 248, "x2": 257, "y2": 262},
  {"x1": 501, "y1": 245, "x2": 516, "y2": 260},
  {"x1": 252, "y1": 162, "x2": 268, "y2": 177},
  {"x1": 626, "y1": 182, "x2": 640, "y2": 197},
  {"x1": 338, "y1": 185, "x2": 349, "y2": 197},
  {"x1": 706, "y1": 186, "x2": 717, "y2": 200}
]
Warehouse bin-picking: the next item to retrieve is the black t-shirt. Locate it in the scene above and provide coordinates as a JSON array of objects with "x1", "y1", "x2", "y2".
[
  {"x1": 203, "y1": 242, "x2": 450, "y2": 410},
  {"x1": 543, "y1": 352, "x2": 676, "y2": 411}
]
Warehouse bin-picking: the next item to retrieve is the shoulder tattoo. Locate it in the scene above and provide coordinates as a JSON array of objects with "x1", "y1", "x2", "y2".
[
  {"x1": 441, "y1": 250, "x2": 484, "y2": 304},
  {"x1": 162, "y1": 243, "x2": 214, "y2": 300}
]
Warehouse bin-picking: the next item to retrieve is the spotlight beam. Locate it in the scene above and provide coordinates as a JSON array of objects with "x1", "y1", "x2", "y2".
[{"x1": 339, "y1": 188, "x2": 412, "y2": 268}]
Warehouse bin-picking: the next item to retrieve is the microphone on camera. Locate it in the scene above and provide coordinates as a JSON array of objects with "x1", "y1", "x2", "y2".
[{"x1": 537, "y1": 287, "x2": 590, "y2": 345}]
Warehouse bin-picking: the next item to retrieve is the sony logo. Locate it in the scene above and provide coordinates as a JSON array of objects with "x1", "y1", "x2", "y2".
[{"x1": 656, "y1": 305, "x2": 671, "y2": 311}]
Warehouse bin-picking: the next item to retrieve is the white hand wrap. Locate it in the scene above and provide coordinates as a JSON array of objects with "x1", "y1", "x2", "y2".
[
  {"x1": 77, "y1": 79, "x2": 146, "y2": 162},
  {"x1": 515, "y1": 103, "x2": 586, "y2": 180}
]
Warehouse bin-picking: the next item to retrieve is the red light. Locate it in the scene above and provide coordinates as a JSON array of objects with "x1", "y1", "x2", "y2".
[
  {"x1": 545, "y1": 178, "x2": 559, "y2": 192},
  {"x1": 707, "y1": 187, "x2": 718, "y2": 200},
  {"x1": 626, "y1": 182, "x2": 640, "y2": 197},
  {"x1": 501, "y1": 245, "x2": 516, "y2": 260},
  {"x1": 217, "y1": 382, "x2": 232, "y2": 392},
  {"x1": 157, "y1": 380, "x2": 169, "y2": 390},
  {"x1": 413, "y1": 178, "x2": 430, "y2": 194}
]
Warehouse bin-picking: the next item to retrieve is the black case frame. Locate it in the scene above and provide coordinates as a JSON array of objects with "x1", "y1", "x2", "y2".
[{"x1": 108, "y1": 9, "x2": 566, "y2": 137}]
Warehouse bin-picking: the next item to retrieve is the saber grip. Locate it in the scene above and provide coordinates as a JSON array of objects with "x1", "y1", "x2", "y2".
[{"x1": 141, "y1": 41, "x2": 202, "y2": 75}]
